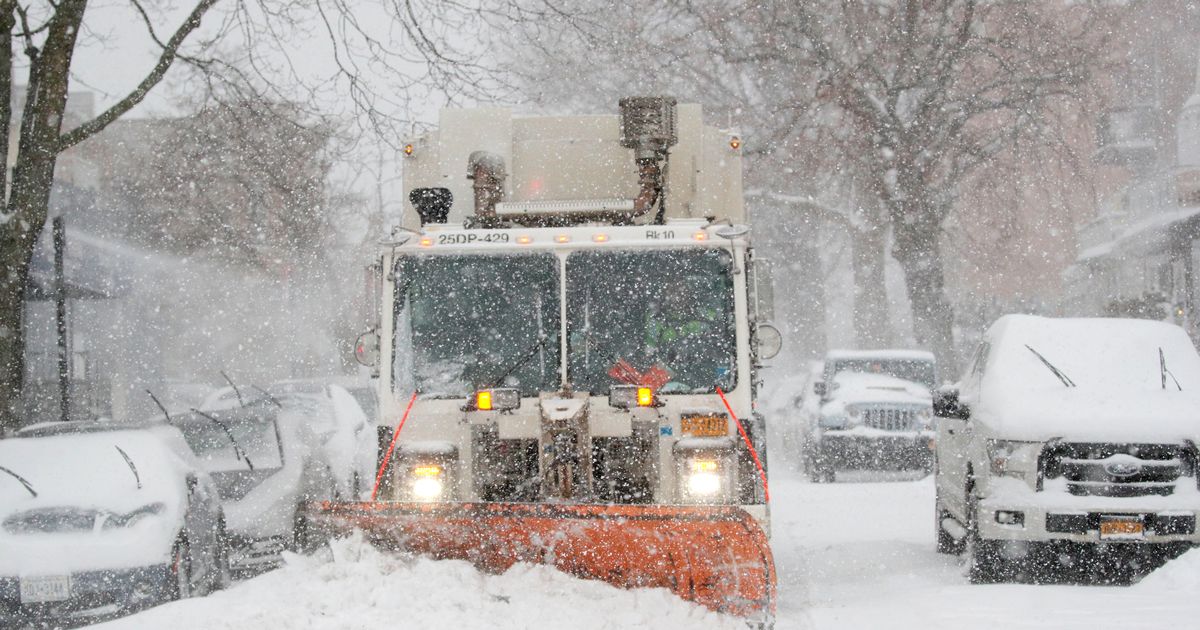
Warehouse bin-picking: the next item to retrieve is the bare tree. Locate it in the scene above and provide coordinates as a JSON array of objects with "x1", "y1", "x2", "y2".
[
  {"x1": 0, "y1": 0, "x2": 520, "y2": 434},
  {"x1": 504, "y1": 0, "x2": 1107, "y2": 366}
]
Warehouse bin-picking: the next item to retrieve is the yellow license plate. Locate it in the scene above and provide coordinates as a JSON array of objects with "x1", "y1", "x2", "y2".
[
  {"x1": 681, "y1": 415, "x2": 728, "y2": 437},
  {"x1": 1099, "y1": 517, "x2": 1144, "y2": 540}
]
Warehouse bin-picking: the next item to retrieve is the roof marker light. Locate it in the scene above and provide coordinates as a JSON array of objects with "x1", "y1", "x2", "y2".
[
  {"x1": 403, "y1": 143, "x2": 415, "y2": 157},
  {"x1": 516, "y1": 235, "x2": 533, "y2": 245},
  {"x1": 419, "y1": 236, "x2": 434, "y2": 247},
  {"x1": 592, "y1": 233, "x2": 609, "y2": 243},
  {"x1": 555, "y1": 234, "x2": 571, "y2": 243},
  {"x1": 692, "y1": 231, "x2": 709, "y2": 241}
]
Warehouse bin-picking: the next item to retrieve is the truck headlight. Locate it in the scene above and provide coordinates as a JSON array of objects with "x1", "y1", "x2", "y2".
[
  {"x1": 673, "y1": 445, "x2": 736, "y2": 504},
  {"x1": 686, "y1": 459, "x2": 723, "y2": 497},
  {"x1": 410, "y1": 464, "x2": 446, "y2": 501},
  {"x1": 987, "y1": 440, "x2": 1040, "y2": 477}
]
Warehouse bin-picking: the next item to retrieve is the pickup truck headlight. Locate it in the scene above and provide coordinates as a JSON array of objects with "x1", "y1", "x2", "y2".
[{"x1": 987, "y1": 440, "x2": 1041, "y2": 477}]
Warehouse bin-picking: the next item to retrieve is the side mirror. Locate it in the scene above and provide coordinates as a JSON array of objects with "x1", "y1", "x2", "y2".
[
  {"x1": 813, "y1": 381, "x2": 826, "y2": 398},
  {"x1": 756, "y1": 323, "x2": 782, "y2": 360},
  {"x1": 933, "y1": 387, "x2": 969, "y2": 420},
  {"x1": 355, "y1": 330, "x2": 381, "y2": 369}
]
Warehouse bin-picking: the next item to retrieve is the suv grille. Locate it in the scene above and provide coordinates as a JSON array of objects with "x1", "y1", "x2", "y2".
[
  {"x1": 1039, "y1": 442, "x2": 1193, "y2": 497},
  {"x1": 861, "y1": 407, "x2": 919, "y2": 432}
]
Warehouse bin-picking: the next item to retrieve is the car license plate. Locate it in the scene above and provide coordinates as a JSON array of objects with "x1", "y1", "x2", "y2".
[
  {"x1": 1099, "y1": 516, "x2": 1144, "y2": 540},
  {"x1": 680, "y1": 414, "x2": 728, "y2": 437},
  {"x1": 19, "y1": 575, "x2": 71, "y2": 603}
]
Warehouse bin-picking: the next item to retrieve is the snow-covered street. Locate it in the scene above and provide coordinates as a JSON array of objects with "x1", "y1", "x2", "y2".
[{"x1": 85, "y1": 464, "x2": 1200, "y2": 629}]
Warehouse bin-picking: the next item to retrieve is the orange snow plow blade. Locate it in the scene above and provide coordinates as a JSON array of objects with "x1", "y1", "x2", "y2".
[{"x1": 306, "y1": 501, "x2": 776, "y2": 621}]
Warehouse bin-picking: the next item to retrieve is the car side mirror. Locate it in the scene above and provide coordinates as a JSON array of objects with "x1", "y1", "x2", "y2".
[
  {"x1": 813, "y1": 381, "x2": 826, "y2": 397},
  {"x1": 933, "y1": 387, "x2": 969, "y2": 420}
]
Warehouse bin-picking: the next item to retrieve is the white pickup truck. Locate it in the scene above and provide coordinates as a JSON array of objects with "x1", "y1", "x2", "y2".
[{"x1": 934, "y1": 315, "x2": 1200, "y2": 583}]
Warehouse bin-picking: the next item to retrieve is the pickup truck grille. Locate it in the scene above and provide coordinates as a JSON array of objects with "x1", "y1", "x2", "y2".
[
  {"x1": 1039, "y1": 442, "x2": 1192, "y2": 497},
  {"x1": 861, "y1": 407, "x2": 919, "y2": 432}
]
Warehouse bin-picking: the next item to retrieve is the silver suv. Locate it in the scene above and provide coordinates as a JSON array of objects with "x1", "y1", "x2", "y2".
[{"x1": 804, "y1": 350, "x2": 936, "y2": 482}]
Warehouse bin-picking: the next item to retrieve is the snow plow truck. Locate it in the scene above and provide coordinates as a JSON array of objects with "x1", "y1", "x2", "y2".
[{"x1": 308, "y1": 97, "x2": 779, "y2": 624}]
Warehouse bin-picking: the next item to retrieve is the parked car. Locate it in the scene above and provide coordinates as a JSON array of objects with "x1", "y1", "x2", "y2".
[
  {"x1": 0, "y1": 422, "x2": 228, "y2": 625},
  {"x1": 803, "y1": 350, "x2": 937, "y2": 482},
  {"x1": 934, "y1": 315, "x2": 1200, "y2": 583},
  {"x1": 182, "y1": 381, "x2": 375, "y2": 570}
]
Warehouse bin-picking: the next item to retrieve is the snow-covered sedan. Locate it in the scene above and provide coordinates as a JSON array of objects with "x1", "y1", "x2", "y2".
[
  {"x1": 804, "y1": 350, "x2": 937, "y2": 482},
  {"x1": 935, "y1": 315, "x2": 1200, "y2": 583},
  {"x1": 0, "y1": 422, "x2": 228, "y2": 625}
]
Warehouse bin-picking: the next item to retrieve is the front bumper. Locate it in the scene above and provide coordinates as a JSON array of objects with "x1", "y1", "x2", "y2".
[
  {"x1": 815, "y1": 429, "x2": 935, "y2": 471},
  {"x1": 978, "y1": 479, "x2": 1200, "y2": 544},
  {"x1": 0, "y1": 564, "x2": 172, "y2": 624}
]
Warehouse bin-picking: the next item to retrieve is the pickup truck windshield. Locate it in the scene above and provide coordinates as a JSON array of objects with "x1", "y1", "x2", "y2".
[
  {"x1": 566, "y1": 248, "x2": 736, "y2": 395},
  {"x1": 393, "y1": 253, "x2": 561, "y2": 397}
]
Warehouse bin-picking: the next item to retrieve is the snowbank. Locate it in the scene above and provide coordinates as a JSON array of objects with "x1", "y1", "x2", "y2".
[{"x1": 91, "y1": 533, "x2": 741, "y2": 630}]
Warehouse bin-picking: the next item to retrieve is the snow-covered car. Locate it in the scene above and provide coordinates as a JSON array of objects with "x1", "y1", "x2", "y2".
[
  {"x1": 803, "y1": 350, "x2": 936, "y2": 482},
  {"x1": 0, "y1": 422, "x2": 228, "y2": 625},
  {"x1": 934, "y1": 315, "x2": 1200, "y2": 583},
  {"x1": 186, "y1": 381, "x2": 376, "y2": 569}
]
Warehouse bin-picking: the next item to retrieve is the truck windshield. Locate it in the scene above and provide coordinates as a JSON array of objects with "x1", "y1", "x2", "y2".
[
  {"x1": 830, "y1": 359, "x2": 936, "y2": 389},
  {"x1": 566, "y1": 248, "x2": 736, "y2": 395},
  {"x1": 393, "y1": 253, "x2": 561, "y2": 397}
]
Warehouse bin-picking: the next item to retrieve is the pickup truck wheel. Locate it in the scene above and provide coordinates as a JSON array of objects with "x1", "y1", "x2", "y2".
[
  {"x1": 964, "y1": 495, "x2": 1008, "y2": 583},
  {"x1": 935, "y1": 492, "x2": 963, "y2": 555}
]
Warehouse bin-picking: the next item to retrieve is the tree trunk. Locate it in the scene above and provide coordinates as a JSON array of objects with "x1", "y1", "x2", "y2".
[
  {"x1": 851, "y1": 224, "x2": 890, "y2": 349},
  {"x1": 892, "y1": 219, "x2": 956, "y2": 371},
  {"x1": 0, "y1": 0, "x2": 87, "y2": 434}
]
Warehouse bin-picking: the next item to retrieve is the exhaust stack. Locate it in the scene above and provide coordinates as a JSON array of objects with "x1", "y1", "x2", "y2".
[
  {"x1": 619, "y1": 97, "x2": 678, "y2": 224},
  {"x1": 468, "y1": 150, "x2": 507, "y2": 223}
]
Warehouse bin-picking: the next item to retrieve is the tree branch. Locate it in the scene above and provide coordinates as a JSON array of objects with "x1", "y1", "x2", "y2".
[{"x1": 57, "y1": 0, "x2": 221, "y2": 152}]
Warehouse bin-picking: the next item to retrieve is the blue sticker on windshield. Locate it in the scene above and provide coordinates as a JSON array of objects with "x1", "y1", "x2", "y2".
[{"x1": 660, "y1": 426, "x2": 673, "y2": 436}]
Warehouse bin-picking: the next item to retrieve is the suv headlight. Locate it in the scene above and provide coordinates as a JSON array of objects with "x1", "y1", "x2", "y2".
[{"x1": 987, "y1": 440, "x2": 1041, "y2": 478}]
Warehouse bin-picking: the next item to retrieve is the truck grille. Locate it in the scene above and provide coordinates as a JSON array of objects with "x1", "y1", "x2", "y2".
[
  {"x1": 860, "y1": 407, "x2": 919, "y2": 432},
  {"x1": 1039, "y1": 442, "x2": 1193, "y2": 497}
]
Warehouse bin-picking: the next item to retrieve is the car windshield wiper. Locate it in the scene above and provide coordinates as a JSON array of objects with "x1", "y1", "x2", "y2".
[
  {"x1": 1160, "y1": 347, "x2": 1182, "y2": 391},
  {"x1": 191, "y1": 408, "x2": 255, "y2": 470},
  {"x1": 251, "y1": 385, "x2": 284, "y2": 408},
  {"x1": 1025, "y1": 345, "x2": 1076, "y2": 388},
  {"x1": 221, "y1": 370, "x2": 246, "y2": 407},
  {"x1": 0, "y1": 465, "x2": 37, "y2": 498},
  {"x1": 114, "y1": 445, "x2": 142, "y2": 489}
]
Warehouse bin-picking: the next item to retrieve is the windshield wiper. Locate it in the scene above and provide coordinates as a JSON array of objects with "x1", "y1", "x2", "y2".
[
  {"x1": 221, "y1": 370, "x2": 246, "y2": 407},
  {"x1": 488, "y1": 334, "x2": 549, "y2": 388},
  {"x1": 147, "y1": 390, "x2": 171, "y2": 422},
  {"x1": 191, "y1": 408, "x2": 255, "y2": 470},
  {"x1": 251, "y1": 385, "x2": 284, "y2": 408},
  {"x1": 1160, "y1": 347, "x2": 1182, "y2": 391},
  {"x1": 0, "y1": 465, "x2": 37, "y2": 498},
  {"x1": 1025, "y1": 345, "x2": 1076, "y2": 388},
  {"x1": 114, "y1": 445, "x2": 142, "y2": 489}
]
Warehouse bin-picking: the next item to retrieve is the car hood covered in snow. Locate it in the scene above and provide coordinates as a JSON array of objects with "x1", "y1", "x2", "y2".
[
  {"x1": 967, "y1": 315, "x2": 1200, "y2": 443},
  {"x1": 0, "y1": 429, "x2": 191, "y2": 575},
  {"x1": 823, "y1": 372, "x2": 932, "y2": 414}
]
